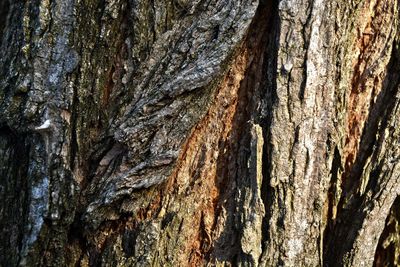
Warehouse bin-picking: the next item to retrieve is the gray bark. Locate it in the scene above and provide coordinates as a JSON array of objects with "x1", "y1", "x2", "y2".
[{"x1": 0, "y1": 0, "x2": 399, "y2": 266}]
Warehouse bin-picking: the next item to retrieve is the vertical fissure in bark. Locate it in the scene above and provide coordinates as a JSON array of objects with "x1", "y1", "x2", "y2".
[
  {"x1": 374, "y1": 196, "x2": 400, "y2": 266},
  {"x1": 258, "y1": 0, "x2": 281, "y2": 261},
  {"x1": 324, "y1": 39, "x2": 400, "y2": 266},
  {"x1": 0, "y1": 127, "x2": 30, "y2": 265},
  {"x1": 322, "y1": 145, "x2": 341, "y2": 251},
  {"x1": 342, "y1": 0, "x2": 396, "y2": 193},
  {"x1": 349, "y1": 48, "x2": 400, "y2": 196},
  {"x1": 0, "y1": 0, "x2": 10, "y2": 44}
]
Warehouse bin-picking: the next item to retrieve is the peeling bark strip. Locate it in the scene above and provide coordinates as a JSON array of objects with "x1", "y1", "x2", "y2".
[{"x1": 0, "y1": 0, "x2": 400, "y2": 266}]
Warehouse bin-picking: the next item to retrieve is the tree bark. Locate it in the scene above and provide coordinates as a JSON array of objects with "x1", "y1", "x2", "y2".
[{"x1": 0, "y1": 0, "x2": 399, "y2": 266}]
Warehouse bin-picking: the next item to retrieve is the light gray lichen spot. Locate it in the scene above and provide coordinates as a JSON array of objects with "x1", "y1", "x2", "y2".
[
  {"x1": 287, "y1": 238, "x2": 303, "y2": 260},
  {"x1": 20, "y1": 176, "x2": 50, "y2": 265},
  {"x1": 28, "y1": 176, "x2": 49, "y2": 243}
]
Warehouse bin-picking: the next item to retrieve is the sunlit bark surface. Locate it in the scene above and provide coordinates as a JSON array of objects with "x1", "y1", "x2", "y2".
[{"x1": 0, "y1": 0, "x2": 399, "y2": 266}]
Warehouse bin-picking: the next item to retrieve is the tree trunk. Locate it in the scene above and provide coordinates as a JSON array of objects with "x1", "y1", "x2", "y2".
[{"x1": 0, "y1": 0, "x2": 399, "y2": 266}]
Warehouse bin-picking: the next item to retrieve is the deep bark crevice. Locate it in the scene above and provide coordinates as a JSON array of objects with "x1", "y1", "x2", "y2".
[
  {"x1": 0, "y1": 0, "x2": 10, "y2": 47},
  {"x1": 258, "y1": 0, "x2": 281, "y2": 259},
  {"x1": 374, "y1": 196, "x2": 400, "y2": 266},
  {"x1": 324, "y1": 40, "x2": 400, "y2": 266}
]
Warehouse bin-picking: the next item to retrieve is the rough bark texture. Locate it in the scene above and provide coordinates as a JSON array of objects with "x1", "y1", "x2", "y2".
[{"x1": 0, "y1": 0, "x2": 399, "y2": 266}]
